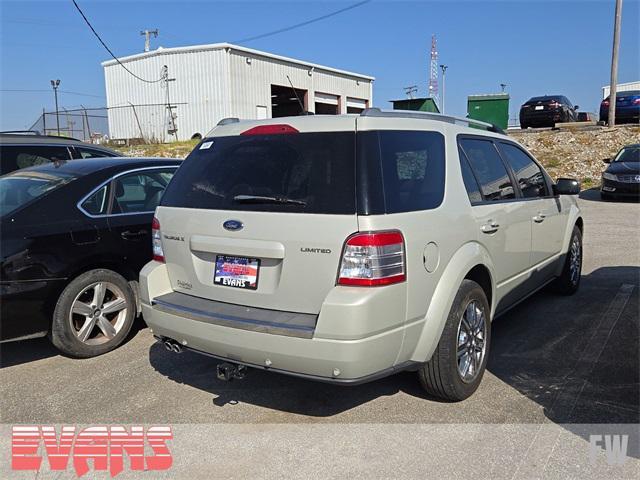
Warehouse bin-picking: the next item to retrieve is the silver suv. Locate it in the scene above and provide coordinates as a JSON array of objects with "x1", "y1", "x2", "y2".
[{"x1": 141, "y1": 109, "x2": 583, "y2": 401}]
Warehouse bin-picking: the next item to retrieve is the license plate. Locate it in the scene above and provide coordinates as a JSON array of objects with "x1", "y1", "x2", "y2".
[
  {"x1": 535, "y1": 105, "x2": 544, "y2": 110},
  {"x1": 214, "y1": 255, "x2": 260, "y2": 290}
]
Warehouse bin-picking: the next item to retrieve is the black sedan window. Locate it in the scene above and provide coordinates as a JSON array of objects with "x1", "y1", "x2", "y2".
[{"x1": 0, "y1": 170, "x2": 77, "y2": 217}]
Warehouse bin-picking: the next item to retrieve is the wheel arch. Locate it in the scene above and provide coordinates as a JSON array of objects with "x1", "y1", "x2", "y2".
[
  {"x1": 43, "y1": 259, "x2": 141, "y2": 324},
  {"x1": 408, "y1": 241, "x2": 496, "y2": 364}
]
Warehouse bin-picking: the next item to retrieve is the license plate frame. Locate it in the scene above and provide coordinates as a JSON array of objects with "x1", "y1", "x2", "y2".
[{"x1": 214, "y1": 255, "x2": 260, "y2": 290}]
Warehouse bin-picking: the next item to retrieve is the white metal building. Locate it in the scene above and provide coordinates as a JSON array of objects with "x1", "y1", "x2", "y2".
[
  {"x1": 102, "y1": 43, "x2": 374, "y2": 142},
  {"x1": 602, "y1": 80, "x2": 640, "y2": 99}
]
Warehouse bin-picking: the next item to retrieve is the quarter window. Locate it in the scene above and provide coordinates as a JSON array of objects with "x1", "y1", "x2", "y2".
[
  {"x1": 81, "y1": 184, "x2": 110, "y2": 216},
  {"x1": 459, "y1": 138, "x2": 515, "y2": 201},
  {"x1": 458, "y1": 147, "x2": 483, "y2": 203},
  {"x1": 76, "y1": 147, "x2": 118, "y2": 159},
  {"x1": 499, "y1": 143, "x2": 548, "y2": 198}
]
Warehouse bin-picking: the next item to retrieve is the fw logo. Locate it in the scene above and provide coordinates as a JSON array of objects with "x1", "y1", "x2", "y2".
[{"x1": 589, "y1": 434, "x2": 628, "y2": 466}]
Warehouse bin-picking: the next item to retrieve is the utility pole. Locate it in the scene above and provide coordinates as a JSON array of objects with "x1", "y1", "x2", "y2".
[
  {"x1": 608, "y1": 0, "x2": 623, "y2": 126},
  {"x1": 439, "y1": 65, "x2": 448, "y2": 114},
  {"x1": 140, "y1": 29, "x2": 159, "y2": 52},
  {"x1": 162, "y1": 65, "x2": 177, "y2": 139},
  {"x1": 50, "y1": 79, "x2": 60, "y2": 136}
]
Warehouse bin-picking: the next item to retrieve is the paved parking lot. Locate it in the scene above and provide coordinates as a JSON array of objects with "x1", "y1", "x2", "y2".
[{"x1": 1, "y1": 189, "x2": 638, "y2": 477}]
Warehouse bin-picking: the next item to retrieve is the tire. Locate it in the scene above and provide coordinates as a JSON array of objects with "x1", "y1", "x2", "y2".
[
  {"x1": 550, "y1": 226, "x2": 582, "y2": 295},
  {"x1": 49, "y1": 269, "x2": 136, "y2": 358},
  {"x1": 418, "y1": 279, "x2": 491, "y2": 401}
]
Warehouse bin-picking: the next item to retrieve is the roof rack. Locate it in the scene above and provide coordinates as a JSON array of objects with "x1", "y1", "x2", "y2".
[{"x1": 359, "y1": 108, "x2": 506, "y2": 135}]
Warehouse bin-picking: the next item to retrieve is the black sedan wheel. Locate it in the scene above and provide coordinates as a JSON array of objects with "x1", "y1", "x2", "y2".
[{"x1": 50, "y1": 269, "x2": 136, "y2": 357}]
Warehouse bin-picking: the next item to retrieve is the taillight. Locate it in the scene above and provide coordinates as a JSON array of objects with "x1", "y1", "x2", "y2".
[
  {"x1": 152, "y1": 217, "x2": 165, "y2": 263},
  {"x1": 241, "y1": 124, "x2": 299, "y2": 135},
  {"x1": 603, "y1": 100, "x2": 610, "y2": 106},
  {"x1": 549, "y1": 101, "x2": 561, "y2": 108},
  {"x1": 633, "y1": 98, "x2": 640, "y2": 105},
  {"x1": 337, "y1": 230, "x2": 406, "y2": 287}
]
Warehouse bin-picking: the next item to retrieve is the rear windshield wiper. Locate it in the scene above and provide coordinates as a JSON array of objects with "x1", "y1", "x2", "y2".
[{"x1": 233, "y1": 194, "x2": 307, "y2": 206}]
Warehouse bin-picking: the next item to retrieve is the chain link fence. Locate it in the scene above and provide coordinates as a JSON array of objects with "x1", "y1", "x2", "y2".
[
  {"x1": 29, "y1": 103, "x2": 187, "y2": 144},
  {"x1": 29, "y1": 107, "x2": 109, "y2": 143}
]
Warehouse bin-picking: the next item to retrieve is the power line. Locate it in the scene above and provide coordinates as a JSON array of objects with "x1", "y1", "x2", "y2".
[
  {"x1": 233, "y1": 0, "x2": 371, "y2": 44},
  {"x1": 71, "y1": 0, "x2": 164, "y2": 84},
  {"x1": 1, "y1": 89, "x2": 105, "y2": 98}
]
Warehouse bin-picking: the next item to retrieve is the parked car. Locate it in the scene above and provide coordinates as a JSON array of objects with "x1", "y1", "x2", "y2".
[
  {"x1": 140, "y1": 110, "x2": 583, "y2": 401},
  {"x1": 0, "y1": 157, "x2": 180, "y2": 357},
  {"x1": 519, "y1": 95, "x2": 579, "y2": 129},
  {"x1": 599, "y1": 90, "x2": 640, "y2": 125},
  {"x1": 0, "y1": 132, "x2": 121, "y2": 175},
  {"x1": 601, "y1": 144, "x2": 640, "y2": 200},
  {"x1": 577, "y1": 112, "x2": 596, "y2": 122}
]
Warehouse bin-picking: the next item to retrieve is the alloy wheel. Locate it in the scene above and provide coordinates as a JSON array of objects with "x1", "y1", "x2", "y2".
[
  {"x1": 569, "y1": 236, "x2": 582, "y2": 285},
  {"x1": 68, "y1": 282, "x2": 128, "y2": 345},
  {"x1": 456, "y1": 300, "x2": 488, "y2": 383}
]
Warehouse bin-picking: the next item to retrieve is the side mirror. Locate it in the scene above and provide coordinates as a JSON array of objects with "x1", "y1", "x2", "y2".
[
  {"x1": 602, "y1": 158, "x2": 611, "y2": 163},
  {"x1": 574, "y1": 105, "x2": 580, "y2": 110},
  {"x1": 553, "y1": 178, "x2": 581, "y2": 195}
]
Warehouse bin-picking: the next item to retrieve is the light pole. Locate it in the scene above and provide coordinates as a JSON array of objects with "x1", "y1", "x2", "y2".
[
  {"x1": 439, "y1": 65, "x2": 448, "y2": 114},
  {"x1": 50, "y1": 79, "x2": 61, "y2": 136},
  {"x1": 608, "y1": 0, "x2": 623, "y2": 126}
]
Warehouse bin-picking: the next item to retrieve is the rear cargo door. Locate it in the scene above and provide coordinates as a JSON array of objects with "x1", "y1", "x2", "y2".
[{"x1": 156, "y1": 118, "x2": 358, "y2": 315}]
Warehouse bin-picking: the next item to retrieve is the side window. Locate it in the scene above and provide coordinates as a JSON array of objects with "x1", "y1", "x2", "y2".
[
  {"x1": 76, "y1": 147, "x2": 117, "y2": 159},
  {"x1": 459, "y1": 138, "x2": 515, "y2": 201},
  {"x1": 458, "y1": 147, "x2": 483, "y2": 203},
  {"x1": 112, "y1": 169, "x2": 176, "y2": 214},
  {"x1": 81, "y1": 184, "x2": 110, "y2": 216},
  {"x1": 499, "y1": 143, "x2": 548, "y2": 198},
  {"x1": 12, "y1": 146, "x2": 72, "y2": 170},
  {"x1": 378, "y1": 130, "x2": 446, "y2": 213}
]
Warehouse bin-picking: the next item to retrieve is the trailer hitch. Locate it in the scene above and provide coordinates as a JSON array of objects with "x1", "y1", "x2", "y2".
[{"x1": 216, "y1": 362, "x2": 248, "y2": 382}]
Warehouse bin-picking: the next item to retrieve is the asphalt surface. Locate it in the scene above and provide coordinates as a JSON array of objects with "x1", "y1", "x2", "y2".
[{"x1": 1, "y1": 188, "x2": 639, "y2": 478}]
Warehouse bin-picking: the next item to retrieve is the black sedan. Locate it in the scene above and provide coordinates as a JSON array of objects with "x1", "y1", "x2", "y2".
[
  {"x1": 601, "y1": 144, "x2": 640, "y2": 200},
  {"x1": 0, "y1": 157, "x2": 181, "y2": 357},
  {"x1": 520, "y1": 95, "x2": 579, "y2": 129}
]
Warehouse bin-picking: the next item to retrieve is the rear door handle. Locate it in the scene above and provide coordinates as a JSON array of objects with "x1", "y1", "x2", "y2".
[
  {"x1": 121, "y1": 229, "x2": 147, "y2": 239},
  {"x1": 533, "y1": 213, "x2": 547, "y2": 223},
  {"x1": 481, "y1": 221, "x2": 500, "y2": 234}
]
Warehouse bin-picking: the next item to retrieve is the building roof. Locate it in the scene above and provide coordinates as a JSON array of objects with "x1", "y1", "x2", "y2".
[{"x1": 102, "y1": 42, "x2": 375, "y2": 81}]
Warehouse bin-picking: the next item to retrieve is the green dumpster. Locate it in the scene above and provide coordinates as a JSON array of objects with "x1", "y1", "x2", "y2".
[
  {"x1": 390, "y1": 97, "x2": 440, "y2": 113},
  {"x1": 467, "y1": 94, "x2": 509, "y2": 130}
]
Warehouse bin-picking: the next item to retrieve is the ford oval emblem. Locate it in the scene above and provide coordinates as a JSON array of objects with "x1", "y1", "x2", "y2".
[{"x1": 223, "y1": 220, "x2": 243, "y2": 232}]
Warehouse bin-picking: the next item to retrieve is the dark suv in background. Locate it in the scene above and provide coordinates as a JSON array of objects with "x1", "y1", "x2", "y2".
[
  {"x1": 519, "y1": 95, "x2": 579, "y2": 129},
  {"x1": 599, "y1": 90, "x2": 640, "y2": 125},
  {"x1": 0, "y1": 132, "x2": 121, "y2": 175}
]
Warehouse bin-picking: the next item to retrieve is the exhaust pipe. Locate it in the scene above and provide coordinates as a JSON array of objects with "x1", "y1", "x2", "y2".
[{"x1": 162, "y1": 339, "x2": 183, "y2": 354}]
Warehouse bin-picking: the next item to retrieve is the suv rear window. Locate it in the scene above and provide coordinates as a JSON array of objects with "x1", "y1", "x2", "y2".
[{"x1": 161, "y1": 132, "x2": 356, "y2": 214}]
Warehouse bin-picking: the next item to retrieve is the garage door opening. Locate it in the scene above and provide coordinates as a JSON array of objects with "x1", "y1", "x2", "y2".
[
  {"x1": 346, "y1": 97, "x2": 368, "y2": 114},
  {"x1": 271, "y1": 84, "x2": 307, "y2": 117},
  {"x1": 314, "y1": 92, "x2": 340, "y2": 115}
]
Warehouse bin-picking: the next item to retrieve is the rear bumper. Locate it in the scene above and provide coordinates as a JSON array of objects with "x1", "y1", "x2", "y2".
[
  {"x1": 520, "y1": 109, "x2": 564, "y2": 127},
  {"x1": 599, "y1": 106, "x2": 640, "y2": 123},
  {"x1": 140, "y1": 261, "x2": 409, "y2": 382}
]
